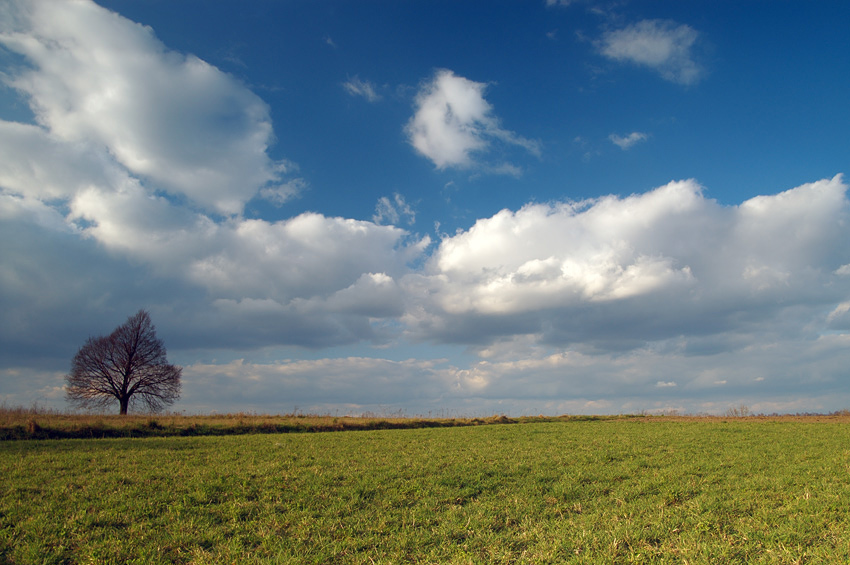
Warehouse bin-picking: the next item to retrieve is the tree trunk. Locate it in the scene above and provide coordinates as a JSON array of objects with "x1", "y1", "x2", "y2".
[{"x1": 119, "y1": 396, "x2": 129, "y2": 415}]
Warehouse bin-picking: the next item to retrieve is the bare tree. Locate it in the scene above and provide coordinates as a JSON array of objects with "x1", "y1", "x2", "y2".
[{"x1": 66, "y1": 310, "x2": 181, "y2": 414}]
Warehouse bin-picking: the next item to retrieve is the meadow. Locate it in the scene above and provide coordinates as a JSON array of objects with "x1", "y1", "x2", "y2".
[
  {"x1": 0, "y1": 404, "x2": 525, "y2": 440},
  {"x1": 2, "y1": 415, "x2": 850, "y2": 564}
]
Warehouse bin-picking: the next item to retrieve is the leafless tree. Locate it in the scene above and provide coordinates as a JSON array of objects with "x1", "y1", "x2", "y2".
[{"x1": 66, "y1": 310, "x2": 181, "y2": 415}]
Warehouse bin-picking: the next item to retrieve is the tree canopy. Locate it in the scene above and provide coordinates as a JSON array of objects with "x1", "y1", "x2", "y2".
[{"x1": 66, "y1": 310, "x2": 181, "y2": 414}]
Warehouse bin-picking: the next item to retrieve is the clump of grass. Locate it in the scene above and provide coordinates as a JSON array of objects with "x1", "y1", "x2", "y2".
[
  {"x1": 26, "y1": 419, "x2": 41, "y2": 436},
  {"x1": 0, "y1": 403, "x2": 60, "y2": 426}
]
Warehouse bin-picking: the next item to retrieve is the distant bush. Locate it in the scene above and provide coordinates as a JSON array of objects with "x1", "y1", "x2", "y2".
[{"x1": 724, "y1": 404, "x2": 751, "y2": 418}]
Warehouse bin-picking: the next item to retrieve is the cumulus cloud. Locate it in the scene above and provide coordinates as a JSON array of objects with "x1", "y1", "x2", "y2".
[
  {"x1": 415, "y1": 179, "x2": 707, "y2": 315},
  {"x1": 66, "y1": 188, "x2": 427, "y2": 348},
  {"x1": 610, "y1": 131, "x2": 648, "y2": 150},
  {"x1": 2, "y1": 192, "x2": 427, "y2": 355},
  {"x1": 184, "y1": 214, "x2": 421, "y2": 305},
  {"x1": 404, "y1": 176, "x2": 850, "y2": 352},
  {"x1": 599, "y1": 20, "x2": 704, "y2": 85},
  {"x1": 0, "y1": 0, "x2": 288, "y2": 215},
  {"x1": 406, "y1": 69, "x2": 540, "y2": 170},
  {"x1": 343, "y1": 76, "x2": 381, "y2": 102}
]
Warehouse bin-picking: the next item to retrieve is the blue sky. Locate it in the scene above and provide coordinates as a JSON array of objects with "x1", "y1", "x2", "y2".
[{"x1": 1, "y1": 0, "x2": 848, "y2": 416}]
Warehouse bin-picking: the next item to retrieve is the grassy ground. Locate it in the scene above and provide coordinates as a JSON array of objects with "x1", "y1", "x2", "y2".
[
  {"x1": 2, "y1": 417, "x2": 849, "y2": 563},
  {"x1": 0, "y1": 404, "x2": 615, "y2": 440}
]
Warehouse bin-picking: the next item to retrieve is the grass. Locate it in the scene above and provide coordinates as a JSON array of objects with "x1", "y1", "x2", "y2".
[
  {"x1": 2, "y1": 416, "x2": 850, "y2": 563},
  {"x1": 0, "y1": 404, "x2": 615, "y2": 440}
]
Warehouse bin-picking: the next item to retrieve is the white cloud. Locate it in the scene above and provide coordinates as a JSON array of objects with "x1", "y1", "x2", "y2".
[
  {"x1": 0, "y1": 121, "x2": 115, "y2": 201},
  {"x1": 405, "y1": 69, "x2": 540, "y2": 170},
  {"x1": 404, "y1": 176, "x2": 850, "y2": 351},
  {"x1": 343, "y1": 76, "x2": 381, "y2": 102},
  {"x1": 415, "y1": 179, "x2": 706, "y2": 315},
  {"x1": 57, "y1": 190, "x2": 428, "y2": 344},
  {"x1": 0, "y1": 0, "x2": 287, "y2": 215},
  {"x1": 827, "y1": 302, "x2": 850, "y2": 330},
  {"x1": 2, "y1": 196, "x2": 427, "y2": 354},
  {"x1": 324, "y1": 273, "x2": 405, "y2": 317},
  {"x1": 259, "y1": 178, "x2": 306, "y2": 206},
  {"x1": 599, "y1": 20, "x2": 703, "y2": 85},
  {"x1": 184, "y1": 213, "x2": 420, "y2": 305},
  {"x1": 609, "y1": 131, "x2": 648, "y2": 150},
  {"x1": 373, "y1": 193, "x2": 416, "y2": 226}
]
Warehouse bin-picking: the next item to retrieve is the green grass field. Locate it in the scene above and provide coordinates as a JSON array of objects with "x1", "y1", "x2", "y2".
[{"x1": 2, "y1": 417, "x2": 849, "y2": 564}]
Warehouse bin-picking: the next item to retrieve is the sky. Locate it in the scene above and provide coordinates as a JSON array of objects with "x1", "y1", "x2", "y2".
[{"x1": 1, "y1": 0, "x2": 849, "y2": 416}]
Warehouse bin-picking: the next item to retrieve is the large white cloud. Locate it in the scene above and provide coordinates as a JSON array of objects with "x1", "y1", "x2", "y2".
[
  {"x1": 185, "y1": 214, "x2": 425, "y2": 305},
  {"x1": 57, "y1": 183, "x2": 427, "y2": 348},
  {"x1": 404, "y1": 176, "x2": 850, "y2": 351},
  {"x1": 405, "y1": 69, "x2": 540, "y2": 170},
  {"x1": 1, "y1": 202, "x2": 425, "y2": 356},
  {"x1": 599, "y1": 20, "x2": 704, "y2": 85},
  {"x1": 0, "y1": 0, "x2": 290, "y2": 215}
]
